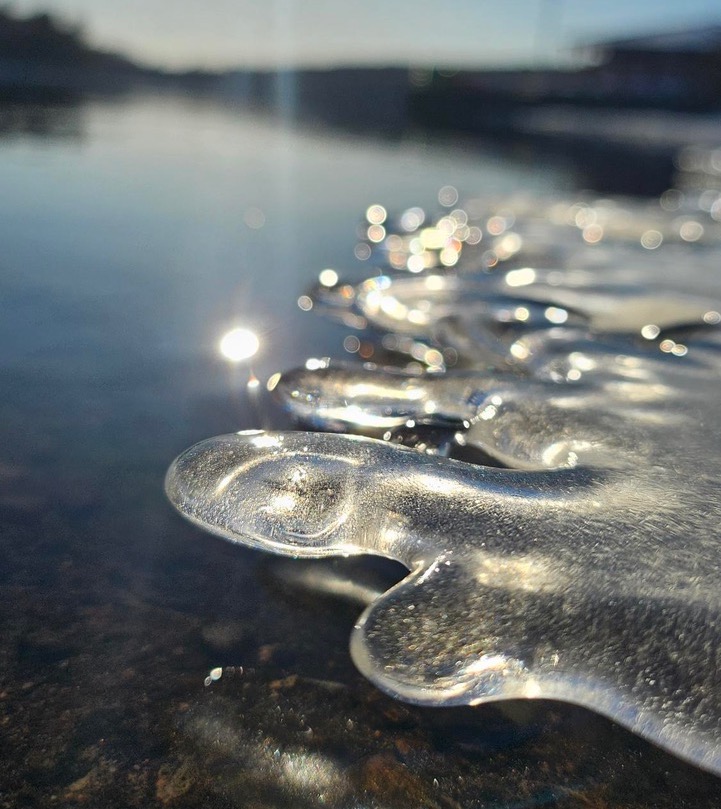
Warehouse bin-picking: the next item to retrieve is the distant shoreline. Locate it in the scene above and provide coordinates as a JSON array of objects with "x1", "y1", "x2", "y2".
[{"x1": 0, "y1": 7, "x2": 715, "y2": 198}]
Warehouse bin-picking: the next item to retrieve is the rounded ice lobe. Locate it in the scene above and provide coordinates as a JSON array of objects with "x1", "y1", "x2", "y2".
[{"x1": 166, "y1": 432, "x2": 367, "y2": 556}]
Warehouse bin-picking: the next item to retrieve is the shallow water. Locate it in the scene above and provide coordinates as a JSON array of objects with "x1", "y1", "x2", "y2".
[{"x1": 3, "y1": 92, "x2": 721, "y2": 807}]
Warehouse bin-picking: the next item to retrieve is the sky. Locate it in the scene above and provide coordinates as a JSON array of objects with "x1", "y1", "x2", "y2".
[{"x1": 11, "y1": 0, "x2": 721, "y2": 70}]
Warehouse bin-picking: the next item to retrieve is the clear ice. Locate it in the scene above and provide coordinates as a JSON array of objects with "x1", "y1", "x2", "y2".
[{"x1": 167, "y1": 194, "x2": 721, "y2": 775}]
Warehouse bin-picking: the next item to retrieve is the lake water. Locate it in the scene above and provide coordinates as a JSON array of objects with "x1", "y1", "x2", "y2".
[{"x1": 2, "y1": 92, "x2": 721, "y2": 807}]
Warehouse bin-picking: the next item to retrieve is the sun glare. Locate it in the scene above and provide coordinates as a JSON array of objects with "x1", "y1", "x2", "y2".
[{"x1": 219, "y1": 327, "x2": 260, "y2": 362}]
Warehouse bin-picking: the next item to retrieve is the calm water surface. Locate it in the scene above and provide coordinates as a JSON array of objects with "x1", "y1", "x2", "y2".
[{"x1": 2, "y1": 93, "x2": 720, "y2": 807}]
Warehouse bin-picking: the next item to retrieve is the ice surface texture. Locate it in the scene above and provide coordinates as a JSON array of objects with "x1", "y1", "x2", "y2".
[{"x1": 167, "y1": 203, "x2": 721, "y2": 775}]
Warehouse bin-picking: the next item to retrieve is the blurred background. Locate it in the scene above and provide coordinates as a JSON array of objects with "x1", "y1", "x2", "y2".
[{"x1": 3, "y1": 2, "x2": 721, "y2": 807}]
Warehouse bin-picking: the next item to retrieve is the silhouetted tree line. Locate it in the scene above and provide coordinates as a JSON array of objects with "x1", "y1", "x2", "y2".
[{"x1": 0, "y1": 6, "x2": 135, "y2": 71}]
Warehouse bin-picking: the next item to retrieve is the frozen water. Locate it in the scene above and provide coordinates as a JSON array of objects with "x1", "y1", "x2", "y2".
[{"x1": 167, "y1": 195, "x2": 721, "y2": 775}]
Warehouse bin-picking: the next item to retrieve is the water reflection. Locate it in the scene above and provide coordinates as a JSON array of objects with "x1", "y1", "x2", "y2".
[{"x1": 0, "y1": 99, "x2": 85, "y2": 140}]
